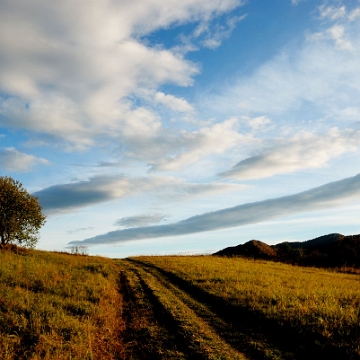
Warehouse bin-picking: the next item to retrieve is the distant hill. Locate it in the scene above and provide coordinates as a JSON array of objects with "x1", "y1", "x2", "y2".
[
  {"x1": 214, "y1": 240, "x2": 277, "y2": 259},
  {"x1": 213, "y1": 233, "x2": 360, "y2": 268},
  {"x1": 284, "y1": 233, "x2": 345, "y2": 250}
]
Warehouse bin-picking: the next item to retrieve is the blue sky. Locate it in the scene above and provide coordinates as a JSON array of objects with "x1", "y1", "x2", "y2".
[{"x1": 1, "y1": 0, "x2": 360, "y2": 257}]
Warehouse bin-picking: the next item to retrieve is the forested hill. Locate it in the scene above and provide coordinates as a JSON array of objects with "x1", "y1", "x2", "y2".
[{"x1": 213, "y1": 233, "x2": 360, "y2": 268}]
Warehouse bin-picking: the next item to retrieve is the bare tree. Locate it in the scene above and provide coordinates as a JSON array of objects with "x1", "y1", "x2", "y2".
[{"x1": 70, "y1": 245, "x2": 89, "y2": 255}]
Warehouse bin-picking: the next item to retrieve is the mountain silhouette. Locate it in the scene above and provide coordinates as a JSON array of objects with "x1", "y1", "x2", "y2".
[
  {"x1": 213, "y1": 233, "x2": 360, "y2": 268},
  {"x1": 214, "y1": 240, "x2": 277, "y2": 259}
]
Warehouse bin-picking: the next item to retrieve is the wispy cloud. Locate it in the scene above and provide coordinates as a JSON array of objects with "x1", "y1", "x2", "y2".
[
  {"x1": 310, "y1": 4, "x2": 360, "y2": 51},
  {"x1": 318, "y1": 5, "x2": 346, "y2": 21},
  {"x1": 219, "y1": 128, "x2": 359, "y2": 180},
  {"x1": 149, "y1": 118, "x2": 250, "y2": 171},
  {"x1": 199, "y1": 14, "x2": 247, "y2": 49},
  {"x1": 115, "y1": 213, "x2": 168, "y2": 228},
  {"x1": 69, "y1": 173, "x2": 360, "y2": 246},
  {"x1": 176, "y1": 12, "x2": 246, "y2": 52},
  {"x1": 67, "y1": 227, "x2": 94, "y2": 235},
  {"x1": 0, "y1": 147, "x2": 48, "y2": 172},
  {"x1": 291, "y1": 0, "x2": 304, "y2": 6},
  {"x1": 207, "y1": 5, "x2": 360, "y2": 124},
  {"x1": 310, "y1": 24, "x2": 354, "y2": 51}
]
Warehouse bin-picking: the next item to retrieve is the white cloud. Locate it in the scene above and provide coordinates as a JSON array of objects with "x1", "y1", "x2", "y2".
[
  {"x1": 105, "y1": 116, "x2": 252, "y2": 171},
  {"x1": 328, "y1": 24, "x2": 354, "y2": 50},
  {"x1": 319, "y1": 5, "x2": 346, "y2": 21},
  {"x1": 314, "y1": 5, "x2": 360, "y2": 50},
  {"x1": 69, "y1": 173, "x2": 360, "y2": 245},
  {"x1": 149, "y1": 117, "x2": 251, "y2": 171},
  {"x1": 242, "y1": 115, "x2": 272, "y2": 133},
  {"x1": 0, "y1": 0, "x2": 243, "y2": 148},
  {"x1": 0, "y1": 147, "x2": 49, "y2": 172},
  {"x1": 0, "y1": 41, "x2": 197, "y2": 147},
  {"x1": 155, "y1": 92, "x2": 194, "y2": 113},
  {"x1": 311, "y1": 25, "x2": 354, "y2": 51},
  {"x1": 348, "y1": 8, "x2": 360, "y2": 21},
  {"x1": 220, "y1": 128, "x2": 359, "y2": 180}
]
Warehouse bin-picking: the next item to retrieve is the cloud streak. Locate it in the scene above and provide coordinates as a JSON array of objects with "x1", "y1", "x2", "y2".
[
  {"x1": 34, "y1": 174, "x2": 245, "y2": 214},
  {"x1": 115, "y1": 213, "x2": 168, "y2": 228},
  {"x1": 69, "y1": 173, "x2": 360, "y2": 246}
]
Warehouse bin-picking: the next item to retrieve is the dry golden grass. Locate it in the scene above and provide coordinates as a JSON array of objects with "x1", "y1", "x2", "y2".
[
  {"x1": 132, "y1": 256, "x2": 360, "y2": 359},
  {"x1": 120, "y1": 259, "x2": 247, "y2": 360},
  {"x1": 0, "y1": 248, "x2": 125, "y2": 360},
  {"x1": 3, "y1": 248, "x2": 360, "y2": 359}
]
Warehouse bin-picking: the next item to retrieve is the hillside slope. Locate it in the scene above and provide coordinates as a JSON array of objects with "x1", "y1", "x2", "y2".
[
  {"x1": 214, "y1": 233, "x2": 360, "y2": 268},
  {"x1": 214, "y1": 240, "x2": 277, "y2": 259}
]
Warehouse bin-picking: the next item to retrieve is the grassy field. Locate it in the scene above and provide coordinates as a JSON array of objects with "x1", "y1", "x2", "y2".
[
  {"x1": 0, "y1": 247, "x2": 125, "y2": 359},
  {"x1": 1, "y1": 248, "x2": 360, "y2": 359},
  {"x1": 121, "y1": 256, "x2": 360, "y2": 360}
]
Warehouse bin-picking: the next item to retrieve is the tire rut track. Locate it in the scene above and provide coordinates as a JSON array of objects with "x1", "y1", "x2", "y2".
[
  {"x1": 129, "y1": 260, "x2": 254, "y2": 358},
  {"x1": 119, "y1": 265, "x2": 204, "y2": 359},
  {"x1": 124, "y1": 259, "x2": 248, "y2": 360}
]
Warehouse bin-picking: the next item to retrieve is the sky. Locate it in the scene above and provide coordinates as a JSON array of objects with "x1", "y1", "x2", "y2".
[{"x1": 1, "y1": 0, "x2": 360, "y2": 257}]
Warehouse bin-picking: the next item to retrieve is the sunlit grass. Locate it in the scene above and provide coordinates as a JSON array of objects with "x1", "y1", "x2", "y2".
[
  {"x1": 120, "y1": 259, "x2": 246, "y2": 359},
  {"x1": 3, "y1": 248, "x2": 360, "y2": 359},
  {"x1": 0, "y1": 248, "x2": 125, "y2": 359},
  {"x1": 134, "y1": 256, "x2": 360, "y2": 357}
]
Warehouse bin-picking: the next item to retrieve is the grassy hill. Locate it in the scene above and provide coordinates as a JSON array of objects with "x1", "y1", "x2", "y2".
[
  {"x1": 2, "y1": 242, "x2": 360, "y2": 359},
  {"x1": 0, "y1": 246, "x2": 125, "y2": 359}
]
